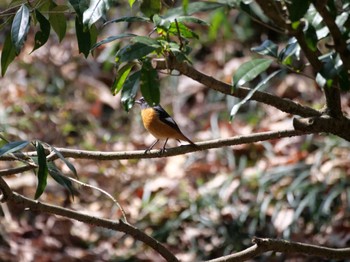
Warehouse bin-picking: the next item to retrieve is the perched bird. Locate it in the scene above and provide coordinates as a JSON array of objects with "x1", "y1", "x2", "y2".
[{"x1": 135, "y1": 97, "x2": 198, "y2": 153}]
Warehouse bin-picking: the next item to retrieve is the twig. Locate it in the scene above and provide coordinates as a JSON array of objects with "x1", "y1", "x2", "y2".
[
  {"x1": 0, "y1": 176, "x2": 179, "y2": 262},
  {"x1": 206, "y1": 237, "x2": 350, "y2": 262},
  {"x1": 0, "y1": 129, "x2": 311, "y2": 164}
]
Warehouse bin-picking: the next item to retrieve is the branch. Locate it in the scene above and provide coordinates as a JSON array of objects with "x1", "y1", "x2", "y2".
[
  {"x1": 0, "y1": 176, "x2": 178, "y2": 262},
  {"x1": 206, "y1": 237, "x2": 350, "y2": 262},
  {"x1": 0, "y1": 129, "x2": 310, "y2": 166},
  {"x1": 153, "y1": 58, "x2": 321, "y2": 118},
  {"x1": 313, "y1": 1, "x2": 350, "y2": 72}
]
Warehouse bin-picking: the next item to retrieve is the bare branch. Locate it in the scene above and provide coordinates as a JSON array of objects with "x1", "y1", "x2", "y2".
[
  {"x1": 206, "y1": 237, "x2": 350, "y2": 262},
  {"x1": 0, "y1": 176, "x2": 179, "y2": 262},
  {"x1": 153, "y1": 58, "x2": 321, "y2": 118}
]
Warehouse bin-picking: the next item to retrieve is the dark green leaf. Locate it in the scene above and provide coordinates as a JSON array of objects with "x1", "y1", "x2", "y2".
[
  {"x1": 140, "y1": 60, "x2": 160, "y2": 105},
  {"x1": 112, "y1": 62, "x2": 136, "y2": 95},
  {"x1": 91, "y1": 33, "x2": 136, "y2": 50},
  {"x1": 176, "y1": 16, "x2": 209, "y2": 26},
  {"x1": 47, "y1": 162, "x2": 77, "y2": 199},
  {"x1": 32, "y1": 10, "x2": 51, "y2": 53},
  {"x1": 116, "y1": 42, "x2": 159, "y2": 63},
  {"x1": 104, "y1": 16, "x2": 150, "y2": 25},
  {"x1": 1, "y1": 33, "x2": 17, "y2": 76},
  {"x1": 35, "y1": 141, "x2": 48, "y2": 199},
  {"x1": 69, "y1": 0, "x2": 89, "y2": 17},
  {"x1": 304, "y1": 24, "x2": 318, "y2": 52},
  {"x1": 251, "y1": 39, "x2": 278, "y2": 58},
  {"x1": 168, "y1": 21, "x2": 198, "y2": 39},
  {"x1": 230, "y1": 70, "x2": 281, "y2": 120},
  {"x1": 132, "y1": 36, "x2": 161, "y2": 47},
  {"x1": 0, "y1": 140, "x2": 30, "y2": 156},
  {"x1": 11, "y1": 4, "x2": 31, "y2": 54},
  {"x1": 75, "y1": 16, "x2": 91, "y2": 57},
  {"x1": 83, "y1": 0, "x2": 115, "y2": 27},
  {"x1": 278, "y1": 38, "x2": 300, "y2": 65},
  {"x1": 49, "y1": 5, "x2": 68, "y2": 42},
  {"x1": 287, "y1": 0, "x2": 310, "y2": 22},
  {"x1": 121, "y1": 71, "x2": 141, "y2": 111},
  {"x1": 140, "y1": 0, "x2": 161, "y2": 18},
  {"x1": 50, "y1": 146, "x2": 78, "y2": 178},
  {"x1": 232, "y1": 58, "x2": 273, "y2": 88}
]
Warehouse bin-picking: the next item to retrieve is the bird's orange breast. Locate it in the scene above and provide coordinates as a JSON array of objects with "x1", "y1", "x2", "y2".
[{"x1": 141, "y1": 108, "x2": 186, "y2": 140}]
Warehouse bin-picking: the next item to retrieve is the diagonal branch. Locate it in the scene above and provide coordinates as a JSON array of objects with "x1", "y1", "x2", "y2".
[
  {"x1": 206, "y1": 237, "x2": 350, "y2": 262},
  {"x1": 153, "y1": 58, "x2": 321, "y2": 118},
  {"x1": 0, "y1": 176, "x2": 179, "y2": 262}
]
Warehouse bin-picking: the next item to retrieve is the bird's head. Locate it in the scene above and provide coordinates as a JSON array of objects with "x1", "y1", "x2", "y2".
[{"x1": 135, "y1": 97, "x2": 150, "y2": 109}]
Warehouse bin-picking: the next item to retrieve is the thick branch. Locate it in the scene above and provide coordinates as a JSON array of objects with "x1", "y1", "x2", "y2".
[
  {"x1": 153, "y1": 58, "x2": 321, "y2": 118},
  {"x1": 0, "y1": 130, "x2": 310, "y2": 166},
  {"x1": 207, "y1": 237, "x2": 350, "y2": 262},
  {"x1": 0, "y1": 176, "x2": 178, "y2": 262}
]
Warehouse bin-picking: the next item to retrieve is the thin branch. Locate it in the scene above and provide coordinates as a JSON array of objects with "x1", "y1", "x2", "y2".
[
  {"x1": 0, "y1": 129, "x2": 311, "y2": 165},
  {"x1": 206, "y1": 237, "x2": 350, "y2": 262},
  {"x1": 152, "y1": 58, "x2": 321, "y2": 118},
  {"x1": 0, "y1": 176, "x2": 178, "y2": 262}
]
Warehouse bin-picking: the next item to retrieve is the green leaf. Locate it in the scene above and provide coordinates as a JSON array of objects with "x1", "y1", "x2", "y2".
[
  {"x1": 32, "y1": 10, "x2": 51, "y2": 53},
  {"x1": 104, "y1": 16, "x2": 150, "y2": 25},
  {"x1": 121, "y1": 71, "x2": 141, "y2": 111},
  {"x1": 116, "y1": 41, "x2": 159, "y2": 62},
  {"x1": 91, "y1": 33, "x2": 136, "y2": 51},
  {"x1": 176, "y1": 16, "x2": 209, "y2": 26},
  {"x1": 35, "y1": 141, "x2": 48, "y2": 199},
  {"x1": 75, "y1": 16, "x2": 91, "y2": 57},
  {"x1": 1, "y1": 33, "x2": 17, "y2": 76},
  {"x1": 129, "y1": 0, "x2": 137, "y2": 7},
  {"x1": 83, "y1": 0, "x2": 114, "y2": 27},
  {"x1": 251, "y1": 39, "x2": 278, "y2": 58},
  {"x1": 140, "y1": 0, "x2": 161, "y2": 18},
  {"x1": 11, "y1": 4, "x2": 31, "y2": 54},
  {"x1": 165, "y1": 1, "x2": 226, "y2": 17},
  {"x1": 278, "y1": 37, "x2": 300, "y2": 66},
  {"x1": 304, "y1": 24, "x2": 318, "y2": 52},
  {"x1": 69, "y1": 0, "x2": 89, "y2": 17},
  {"x1": 50, "y1": 146, "x2": 78, "y2": 178},
  {"x1": 49, "y1": 5, "x2": 68, "y2": 42},
  {"x1": 112, "y1": 62, "x2": 136, "y2": 95},
  {"x1": 140, "y1": 60, "x2": 160, "y2": 106},
  {"x1": 230, "y1": 70, "x2": 281, "y2": 120},
  {"x1": 47, "y1": 162, "x2": 77, "y2": 199},
  {"x1": 0, "y1": 140, "x2": 30, "y2": 156},
  {"x1": 232, "y1": 58, "x2": 273, "y2": 88},
  {"x1": 168, "y1": 21, "x2": 198, "y2": 39},
  {"x1": 287, "y1": 0, "x2": 310, "y2": 22}
]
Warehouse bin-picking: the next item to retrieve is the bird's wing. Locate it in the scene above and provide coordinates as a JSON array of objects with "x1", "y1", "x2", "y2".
[{"x1": 153, "y1": 105, "x2": 182, "y2": 133}]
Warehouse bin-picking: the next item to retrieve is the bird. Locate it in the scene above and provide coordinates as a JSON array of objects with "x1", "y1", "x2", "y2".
[{"x1": 135, "y1": 97, "x2": 198, "y2": 153}]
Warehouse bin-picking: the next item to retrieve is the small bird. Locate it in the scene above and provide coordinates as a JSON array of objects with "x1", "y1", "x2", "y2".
[{"x1": 135, "y1": 97, "x2": 198, "y2": 153}]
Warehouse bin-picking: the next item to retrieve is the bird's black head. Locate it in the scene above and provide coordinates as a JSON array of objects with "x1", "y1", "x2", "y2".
[{"x1": 135, "y1": 97, "x2": 150, "y2": 109}]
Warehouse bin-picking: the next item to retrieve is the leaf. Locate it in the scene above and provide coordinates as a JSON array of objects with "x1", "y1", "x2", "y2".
[
  {"x1": 168, "y1": 21, "x2": 198, "y2": 39},
  {"x1": 230, "y1": 70, "x2": 281, "y2": 120},
  {"x1": 165, "y1": 1, "x2": 226, "y2": 17},
  {"x1": 75, "y1": 16, "x2": 91, "y2": 57},
  {"x1": 49, "y1": 5, "x2": 68, "y2": 42},
  {"x1": 83, "y1": 0, "x2": 114, "y2": 27},
  {"x1": 129, "y1": 0, "x2": 137, "y2": 7},
  {"x1": 176, "y1": 16, "x2": 209, "y2": 26},
  {"x1": 32, "y1": 10, "x2": 51, "y2": 53},
  {"x1": 112, "y1": 62, "x2": 136, "y2": 95},
  {"x1": 50, "y1": 146, "x2": 78, "y2": 178},
  {"x1": 287, "y1": 0, "x2": 310, "y2": 22},
  {"x1": 35, "y1": 141, "x2": 48, "y2": 199},
  {"x1": 0, "y1": 140, "x2": 30, "y2": 156},
  {"x1": 1, "y1": 33, "x2": 17, "y2": 76},
  {"x1": 116, "y1": 42, "x2": 159, "y2": 63},
  {"x1": 104, "y1": 16, "x2": 150, "y2": 25},
  {"x1": 251, "y1": 39, "x2": 278, "y2": 58},
  {"x1": 11, "y1": 4, "x2": 31, "y2": 54},
  {"x1": 232, "y1": 58, "x2": 273, "y2": 88},
  {"x1": 121, "y1": 71, "x2": 141, "y2": 111},
  {"x1": 140, "y1": 60, "x2": 160, "y2": 105},
  {"x1": 278, "y1": 38, "x2": 300, "y2": 66},
  {"x1": 91, "y1": 33, "x2": 136, "y2": 50},
  {"x1": 140, "y1": 0, "x2": 161, "y2": 18},
  {"x1": 69, "y1": 0, "x2": 89, "y2": 17},
  {"x1": 304, "y1": 24, "x2": 318, "y2": 52},
  {"x1": 47, "y1": 161, "x2": 77, "y2": 198}
]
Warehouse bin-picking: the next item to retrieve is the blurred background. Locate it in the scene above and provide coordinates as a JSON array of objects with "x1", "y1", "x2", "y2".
[{"x1": 1, "y1": 0, "x2": 350, "y2": 261}]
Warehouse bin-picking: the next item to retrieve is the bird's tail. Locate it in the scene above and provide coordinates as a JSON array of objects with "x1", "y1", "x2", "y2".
[{"x1": 180, "y1": 134, "x2": 200, "y2": 150}]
